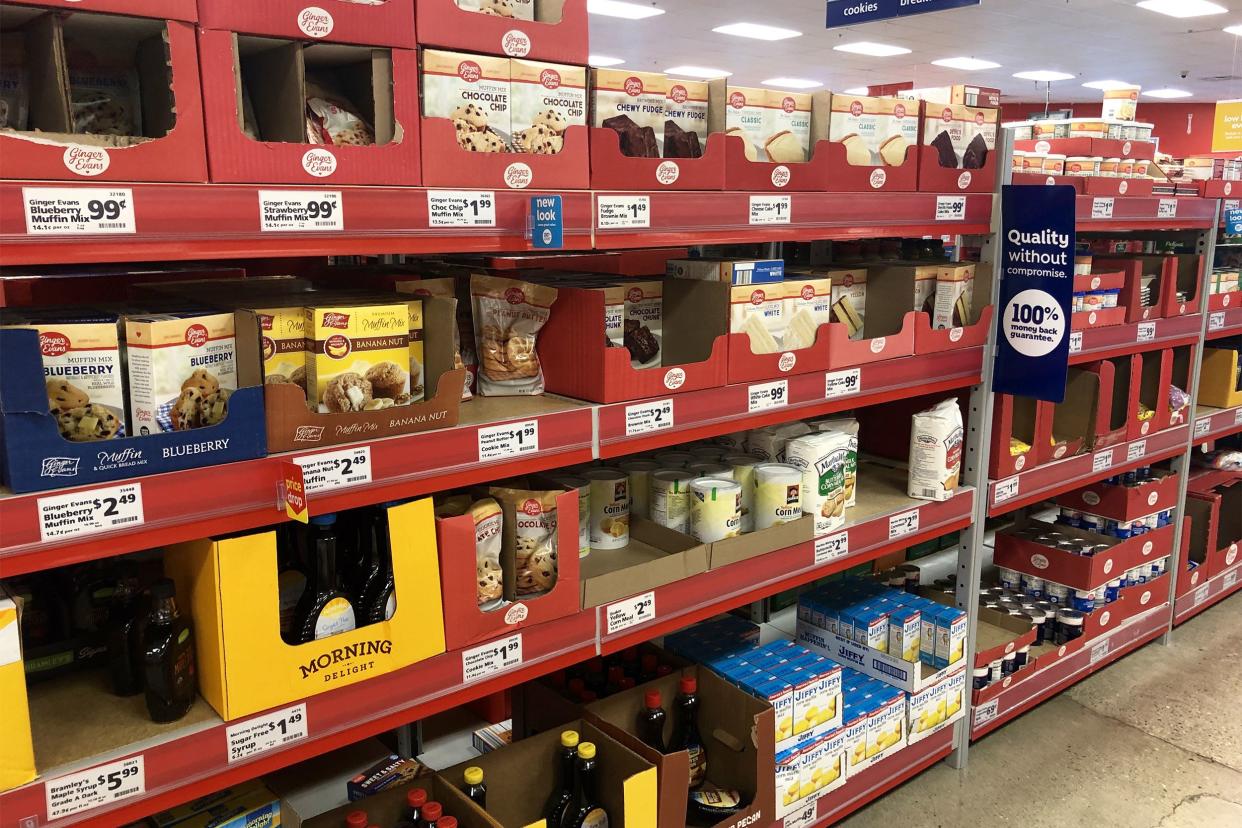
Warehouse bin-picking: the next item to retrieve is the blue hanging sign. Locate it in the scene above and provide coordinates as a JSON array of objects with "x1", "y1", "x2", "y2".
[
  {"x1": 826, "y1": 0, "x2": 980, "y2": 29},
  {"x1": 530, "y1": 195, "x2": 563, "y2": 249},
  {"x1": 993, "y1": 185, "x2": 1077, "y2": 403}
]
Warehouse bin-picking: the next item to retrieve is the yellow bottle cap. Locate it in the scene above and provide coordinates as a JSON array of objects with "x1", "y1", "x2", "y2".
[
  {"x1": 464, "y1": 766, "x2": 484, "y2": 785},
  {"x1": 561, "y1": 730, "x2": 580, "y2": 748},
  {"x1": 578, "y1": 742, "x2": 596, "y2": 760}
]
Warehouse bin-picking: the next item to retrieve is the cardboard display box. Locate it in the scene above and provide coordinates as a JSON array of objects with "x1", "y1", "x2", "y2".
[
  {"x1": 914, "y1": 262, "x2": 994, "y2": 354},
  {"x1": 989, "y1": 393, "x2": 1043, "y2": 478},
  {"x1": 1197, "y1": 346, "x2": 1242, "y2": 409},
  {"x1": 906, "y1": 667, "x2": 965, "y2": 744},
  {"x1": 281, "y1": 776, "x2": 493, "y2": 828},
  {"x1": 825, "y1": 265, "x2": 921, "y2": 369},
  {"x1": 0, "y1": 591, "x2": 36, "y2": 794},
  {"x1": 1072, "y1": 307, "x2": 1126, "y2": 331},
  {"x1": 5, "y1": 0, "x2": 197, "y2": 19},
  {"x1": 434, "y1": 490, "x2": 581, "y2": 651},
  {"x1": 1188, "y1": 471, "x2": 1242, "y2": 578},
  {"x1": 1092, "y1": 257, "x2": 1162, "y2": 323},
  {"x1": 993, "y1": 515, "x2": 1175, "y2": 592},
  {"x1": 970, "y1": 609, "x2": 1038, "y2": 705},
  {"x1": 587, "y1": 666, "x2": 775, "y2": 828},
  {"x1": 1055, "y1": 467, "x2": 1180, "y2": 522},
  {"x1": 1083, "y1": 356, "x2": 1138, "y2": 448},
  {"x1": 444, "y1": 718, "x2": 658, "y2": 828},
  {"x1": 197, "y1": 28, "x2": 420, "y2": 184},
  {"x1": 0, "y1": 8, "x2": 208, "y2": 182},
  {"x1": 708, "y1": 516, "x2": 813, "y2": 571},
  {"x1": 579, "y1": 518, "x2": 709, "y2": 609},
  {"x1": 1173, "y1": 516, "x2": 1205, "y2": 599},
  {"x1": 416, "y1": 0, "x2": 588, "y2": 66},
  {"x1": 0, "y1": 328, "x2": 267, "y2": 493},
  {"x1": 590, "y1": 128, "x2": 728, "y2": 191},
  {"x1": 421, "y1": 119, "x2": 590, "y2": 190},
  {"x1": 1169, "y1": 345, "x2": 1195, "y2": 427},
  {"x1": 198, "y1": 0, "x2": 416, "y2": 48},
  {"x1": 235, "y1": 299, "x2": 464, "y2": 453},
  {"x1": 1132, "y1": 348, "x2": 1173, "y2": 438},
  {"x1": 538, "y1": 280, "x2": 729, "y2": 404},
  {"x1": 1038, "y1": 367, "x2": 1100, "y2": 464},
  {"x1": 166, "y1": 499, "x2": 446, "y2": 721},
  {"x1": 793, "y1": 621, "x2": 965, "y2": 694}
]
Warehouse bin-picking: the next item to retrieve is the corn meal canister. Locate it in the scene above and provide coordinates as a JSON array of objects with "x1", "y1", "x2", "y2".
[
  {"x1": 654, "y1": 450, "x2": 696, "y2": 468},
  {"x1": 690, "y1": 478, "x2": 742, "y2": 542},
  {"x1": 687, "y1": 461, "x2": 734, "y2": 480},
  {"x1": 548, "y1": 474, "x2": 591, "y2": 559},
  {"x1": 651, "y1": 469, "x2": 695, "y2": 533},
  {"x1": 618, "y1": 458, "x2": 661, "y2": 519},
  {"x1": 753, "y1": 463, "x2": 803, "y2": 530},
  {"x1": 582, "y1": 468, "x2": 630, "y2": 550},
  {"x1": 724, "y1": 454, "x2": 760, "y2": 532}
]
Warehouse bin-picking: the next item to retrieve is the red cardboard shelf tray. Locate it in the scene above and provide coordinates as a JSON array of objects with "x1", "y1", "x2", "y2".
[
  {"x1": 1068, "y1": 314, "x2": 1203, "y2": 365},
  {"x1": 1174, "y1": 562, "x2": 1242, "y2": 625},
  {"x1": 970, "y1": 602, "x2": 1171, "y2": 741},
  {"x1": 589, "y1": 129, "x2": 727, "y2": 191},
  {"x1": 0, "y1": 182, "x2": 595, "y2": 266},
  {"x1": 3, "y1": 0, "x2": 197, "y2": 20},
  {"x1": 1192, "y1": 404, "x2": 1242, "y2": 445},
  {"x1": 1015, "y1": 137, "x2": 1157, "y2": 161},
  {"x1": 591, "y1": 190, "x2": 993, "y2": 250},
  {"x1": 420, "y1": 120, "x2": 591, "y2": 191},
  {"x1": 1202, "y1": 179, "x2": 1240, "y2": 199},
  {"x1": 1075, "y1": 195, "x2": 1218, "y2": 231},
  {"x1": 0, "y1": 611, "x2": 599, "y2": 828},
  {"x1": 1206, "y1": 305, "x2": 1242, "y2": 340},
  {"x1": 415, "y1": 0, "x2": 588, "y2": 66},
  {"x1": 720, "y1": 135, "x2": 833, "y2": 192},
  {"x1": 913, "y1": 305, "x2": 993, "y2": 354},
  {"x1": 916, "y1": 145, "x2": 996, "y2": 194},
  {"x1": 596, "y1": 487, "x2": 975, "y2": 654},
  {"x1": 197, "y1": 0, "x2": 416, "y2": 47},
  {"x1": 0, "y1": 397, "x2": 595, "y2": 577},
  {"x1": 596, "y1": 347, "x2": 984, "y2": 458},
  {"x1": 987, "y1": 424, "x2": 1192, "y2": 518}
]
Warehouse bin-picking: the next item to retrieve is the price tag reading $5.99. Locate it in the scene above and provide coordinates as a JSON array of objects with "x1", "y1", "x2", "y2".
[{"x1": 45, "y1": 756, "x2": 145, "y2": 820}]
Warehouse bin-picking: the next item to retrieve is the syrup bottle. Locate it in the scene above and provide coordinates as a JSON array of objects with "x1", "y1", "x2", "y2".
[
  {"x1": 670, "y1": 675, "x2": 707, "y2": 788},
  {"x1": 562, "y1": 742, "x2": 610, "y2": 828},
  {"x1": 393, "y1": 788, "x2": 426, "y2": 828},
  {"x1": 141, "y1": 578, "x2": 196, "y2": 723},
  {"x1": 544, "y1": 730, "x2": 580, "y2": 826},
  {"x1": 357, "y1": 505, "x2": 397, "y2": 624},
  {"x1": 105, "y1": 578, "x2": 144, "y2": 696},
  {"x1": 276, "y1": 523, "x2": 308, "y2": 644},
  {"x1": 637, "y1": 690, "x2": 667, "y2": 752},
  {"x1": 463, "y1": 766, "x2": 487, "y2": 808},
  {"x1": 293, "y1": 514, "x2": 357, "y2": 643}
]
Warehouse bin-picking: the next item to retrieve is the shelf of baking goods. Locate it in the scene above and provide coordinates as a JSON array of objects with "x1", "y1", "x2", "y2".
[
  {"x1": 0, "y1": 396, "x2": 595, "y2": 577},
  {"x1": 1173, "y1": 561, "x2": 1242, "y2": 625},
  {"x1": 1068, "y1": 314, "x2": 1203, "y2": 364},
  {"x1": 597, "y1": 347, "x2": 984, "y2": 458},
  {"x1": 970, "y1": 601, "x2": 1172, "y2": 741},
  {"x1": 1192, "y1": 404, "x2": 1242, "y2": 445},
  {"x1": 988, "y1": 424, "x2": 1192, "y2": 517},
  {"x1": 772, "y1": 725, "x2": 955, "y2": 828},
  {"x1": 1206, "y1": 305, "x2": 1242, "y2": 340},
  {"x1": 593, "y1": 191, "x2": 994, "y2": 249},
  {"x1": 1075, "y1": 195, "x2": 1219, "y2": 232},
  {"x1": 597, "y1": 478, "x2": 975, "y2": 653}
]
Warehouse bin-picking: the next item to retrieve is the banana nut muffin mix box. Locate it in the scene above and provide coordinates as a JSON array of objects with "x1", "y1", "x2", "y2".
[{"x1": 305, "y1": 303, "x2": 411, "y2": 414}]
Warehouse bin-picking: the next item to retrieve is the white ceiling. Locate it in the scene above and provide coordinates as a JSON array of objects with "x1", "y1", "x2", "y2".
[{"x1": 587, "y1": 0, "x2": 1242, "y2": 104}]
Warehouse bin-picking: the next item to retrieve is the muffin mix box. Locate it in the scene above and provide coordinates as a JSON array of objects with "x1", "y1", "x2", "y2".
[
  {"x1": 252, "y1": 306, "x2": 307, "y2": 398},
  {"x1": 125, "y1": 313, "x2": 237, "y2": 435},
  {"x1": 305, "y1": 303, "x2": 410, "y2": 414}
]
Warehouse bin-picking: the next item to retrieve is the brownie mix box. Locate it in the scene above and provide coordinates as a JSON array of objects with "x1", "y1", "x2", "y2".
[
  {"x1": 923, "y1": 104, "x2": 998, "y2": 170},
  {"x1": 591, "y1": 68, "x2": 667, "y2": 158}
]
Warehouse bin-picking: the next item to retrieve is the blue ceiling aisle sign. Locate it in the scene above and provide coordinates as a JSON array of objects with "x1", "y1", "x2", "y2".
[
  {"x1": 827, "y1": 0, "x2": 981, "y2": 29},
  {"x1": 530, "y1": 195, "x2": 563, "y2": 249},
  {"x1": 993, "y1": 185, "x2": 1077, "y2": 403}
]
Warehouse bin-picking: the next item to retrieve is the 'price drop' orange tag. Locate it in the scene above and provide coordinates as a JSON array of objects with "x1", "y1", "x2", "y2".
[{"x1": 283, "y1": 461, "x2": 308, "y2": 524}]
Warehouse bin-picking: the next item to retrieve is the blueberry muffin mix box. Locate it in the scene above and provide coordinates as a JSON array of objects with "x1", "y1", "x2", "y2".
[
  {"x1": 305, "y1": 303, "x2": 410, "y2": 414},
  {"x1": 125, "y1": 312, "x2": 237, "y2": 435}
]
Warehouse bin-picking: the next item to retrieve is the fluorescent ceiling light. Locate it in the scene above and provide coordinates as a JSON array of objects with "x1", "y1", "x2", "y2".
[
  {"x1": 833, "y1": 42, "x2": 912, "y2": 57},
  {"x1": 1137, "y1": 0, "x2": 1226, "y2": 18},
  {"x1": 932, "y1": 57, "x2": 1000, "y2": 71},
  {"x1": 587, "y1": 0, "x2": 664, "y2": 20},
  {"x1": 1013, "y1": 70, "x2": 1075, "y2": 82},
  {"x1": 1144, "y1": 88, "x2": 1193, "y2": 98},
  {"x1": 1226, "y1": 24, "x2": 1242, "y2": 34},
  {"x1": 762, "y1": 77, "x2": 823, "y2": 89},
  {"x1": 842, "y1": 86, "x2": 871, "y2": 95},
  {"x1": 665, "y1": 65, "x2": 732, "y2": 79},
  {"x1": 713, "y1": 22, "x2": 801, "y2": 40},
  {"x1": 588, "y1": 55, "x2": 625, "y2": 67},
  {"x1": 1082, "y1": 79, "x2": 1136, "y2": 90}
]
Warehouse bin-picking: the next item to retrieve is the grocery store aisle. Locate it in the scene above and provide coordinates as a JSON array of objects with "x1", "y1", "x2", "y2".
[{"x1": 840, "y1": 598, "x2": 1242, "y2": 828}]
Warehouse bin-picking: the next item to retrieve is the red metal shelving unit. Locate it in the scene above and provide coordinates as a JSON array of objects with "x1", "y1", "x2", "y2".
[
  {"x1": 1075, "y1": 195, "x2": 1219, "y2": 232},
  {"x1": 1069, "y1": 314, "x2": 1203, "y2": 365}
]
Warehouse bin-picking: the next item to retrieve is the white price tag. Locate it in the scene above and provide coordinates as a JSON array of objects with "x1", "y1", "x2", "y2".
[
  {"x1": 784, "y1": 800, "x2": 818, "y2": 828},
  {"x1": 1157, "y1": 198, "x2": 1178, "y2": 219},
  {"x1": 1127, "y1": 440, "x2": 1147, "y2": 463},
  {"x1": 46, "y1": 756, "x2": 145, "y2": 820},
  {"x1": 1091, "y1": 197, "x2": 1114, "y2": 219},
  {"x1": 226, "y1": 703, "x2": 308, "y2": 763},
  {"x1": 38, "y1": 483, "x2": 144, "y2": 543},
  {"x1": 935, "y1": 195, "x2": 967, "y2": 221},
  {"x1": 824, "y1": 368, "x2": 862, "y2": 399},
  {"x1": 258, "y1": 190, "x2": 343, "y2": 231},
  {"x1": 23, "y1": 186, "x2": 136, "y2": 235},
  {"x1": 748, "y1": 379, "x2": 789, "y2": 413},
  {"x1": 994, "y1": 476, "x2": 1020, "y2": 505},
  {"x1": 1193, "y1": 584, "x2": 1209, "y2": 606},
  {"x1": 1069, "y1": 331, "x2": 1083, "y2": 353},
  {"x1": 462, "y1": 633, "x2": 523, "y2": 684},
  {"x1": 1136, "y1": 321, "x2": 1156, "y2": 343},
  {"x1": 295, "y1": 446, "x2": 372, "y2": 494},
  {"x1": 478, "y1": 420, "x2": 539, "y2": 462},
  {"x1": 625, "y1": 399, "x2": 674, "y2": 436},
  {"x1": 814, "y1": 532, "x2": 849, "y2": 565},
  {"x1": 1090, "y1": 639, "x2": 1111, "y2": 666},
  {"x1": 974, "y1": 699, "x2": 999, "y2": 727},
  {"x1": 427, "y1": 190, "x2": 496, "y2": 227},
  {"x1": 606, "y1": 591, "x2": 656, "y2": 634},
  {"x1": 1092, "y1": 449, "x2": 1115, "y2": 474},
  {"x1": 888, "y1": 509, "x2": 920, "y2": 540},
  {"x1": 1209, "y1": 311, "x2": 1226, "y2": 332},
  {"x1": 1236, "y1": 408, "x2": 1242, "y2": 426},
  {"x1": 1225, "y1": 570, "x2": 1239, "y2": 590},
  {"x1": 596, "y1": 195, "x2": 650, "y2": 229},
  {"x1": 1195, "y1": 418, "x2": 1212, "y2": 439},
  {"x1": 749, "y1": 194, "x2": 792, "y2": 225}
]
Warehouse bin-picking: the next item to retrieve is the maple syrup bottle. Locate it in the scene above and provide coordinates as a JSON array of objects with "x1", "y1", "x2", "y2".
[
  {"x1": 419, "y1": 801, "x2": 442, "y2": 828},
  {"x1": 393, "y1": 788, "x2": 426, "y2": 828},
  {"x1": 670, "y1": 676, "x2": 707, "y2": 788},
  {"x1": 105, "y1": 578, "x2": 144, "y2": 696},
  {"x1": 463, "y1": 766, "x2": 487, "y2": 808},
  {"x1": 637, "y1": 690, "x2": 667, "y2": 752},
  {"x1": 293, "y1": 514, "x2": 357, "y2": 643},
  {"x1": 141, "y1": 579, "x2": 196, "y2": 723},
  {"x1": 357, "y1": 505, "x2": 397, "y2": 624},
  {"x1": 544, "y1": 730, "x2": 580, "y2": 826},
  {"x1": 276, "y1": 523, "x2": 308, "y2": 644},
  {"x1": 562, "y1": 742, "x2": 610, "y2": 828}
]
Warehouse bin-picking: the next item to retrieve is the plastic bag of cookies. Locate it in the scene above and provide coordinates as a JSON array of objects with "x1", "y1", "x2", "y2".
[
  {"x1": 470, "y1": 275, "x2": 557, "y2": 396},
  {"x1": 305, "y1": 79, "x2": 376, "y2": 147},
  {"x1": 65, "y1": 38, "x2": 143, "y2": 137},
  {"x1": 491, "y1": 487, "x2": 559, "y2": 599}
]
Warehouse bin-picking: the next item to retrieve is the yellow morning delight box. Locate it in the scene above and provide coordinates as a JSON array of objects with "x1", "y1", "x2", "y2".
[
  {"x1": 166, "y1": 499, "x2": 445, "y2": 721},
  {"x1": 1, "y1": 591, "x2": 36, "y2": 793}
]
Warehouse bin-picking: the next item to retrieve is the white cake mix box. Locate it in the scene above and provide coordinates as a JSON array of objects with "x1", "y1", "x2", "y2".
[
  {"x1": 730, "y1": 283, "x2": 786, "y2": 355},
  {"x1": 828, "y1": 94, "x2": 919, "y2": 167},
  {"x1": 782, "y1": 277, "x2": 831, "y2": 350},
  {"x1": 766, "y1": 90, "x2": 812, "y2": 163}
]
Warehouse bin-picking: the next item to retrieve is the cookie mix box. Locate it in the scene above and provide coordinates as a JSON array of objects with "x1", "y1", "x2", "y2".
[
  {"x1": 305, "y1": 303, "x2": 410, "y2": 414},
  {"x1": 125, "y1": 312, "x2": 237, "y2": 436}
]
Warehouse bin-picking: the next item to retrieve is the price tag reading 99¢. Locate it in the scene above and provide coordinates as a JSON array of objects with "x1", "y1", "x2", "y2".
[
  {"x1": 259, "y1": 190, "x2": 343, "y2": 231},
  {"x1": 46, "y1": 756, "x2": 145, "y2": 820},
  {"x1": 478, "y1": 420, "x2": 539, "y2": 461},
  {"x1": 825, "y1": 368, "x2": 861, "y2": 399},
  {"x1": 38, "y1": 483, "x2": 144, "y2": 543},
  {"x1": 462, "y1": 633, "x2": 523, "y2": 684},
  {"x1": 24, "y1": 186, "x2": 136, "y2": 235},
  {"x1": 227, "y1": 704, "x2": 308, "y2": 763},
  {"x1": 748, "y1": 379, "x2": 788, "y2": 413}
]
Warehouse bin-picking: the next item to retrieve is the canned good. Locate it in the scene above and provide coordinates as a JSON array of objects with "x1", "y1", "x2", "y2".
[
  {"x1": 650, "y1": 469, "x2": 696, "y2": 533},
  {"x1": 1105, "y1": 578, "x2": 1122, "y2": 603},
  {"x1": 989, "y1": 657, "x2": 1003, "y2": 680},
  {"x1": 1021, "y1": 574, "x2": 1046, "y2": 598},
  {"x1": 752, "y1": 463, "x2": 803, "y2": 530},
  {"x1": 583, "y1": 468, "x2": 631, "y2": 550},
  {"x1": 1071, "y1": 588, "x2": 1097, "y2": 613},
  {"x1": 1113, "y1": 520, "x2": 1134, "y2": 539},
  {"x1": 1026, "y1": 608, "x2": 1048, "y2": 645},
  {"x1": 724, "y1": 454, "x2": 760, "y2": 532},
  {"x1": 1045, "y1": 582, "x2": 1071, "y2": 605},
  {"x1": 1122, "y1": 470, "x2": 1138, "y2": 486},
  {"x1": 618, "y1": 459, "x2": 661, "y2": 519},
  {"x1": 687, "y1": 461, "x2": 733, "y2": 480},
  {"x1": 1001, "y1": 652, "x2": 1017, "y2": 676},
  {"x1": 1014, "y1": 644, "x2": 1032, "y2": 669},
  {"x1": 1060, "y1": 508, "x2": 1084, "y2": 527},
  {"x1": 689, "y1": 478, "x2": 743, "y2": 542},
  {"x1": 899, "y1": 564, "x2": 921, "y2": 594},
  {"x1": 1100, "y1": 290, "x2": 1120, "y2": 308},
  {"x1": 547, "y1": 474, "x2": 592, "y2": 559},
  {"x1": 997, "y1": 566, "x2": 1020, "y2": 590},
  {"x1": 1055, "y1": 609, "x2": 1085, "y2": 644},
  {"x1": 689, "y1": 445, "x2": 726, "y2": 461},
  {"x1": 654, "y1": 451, "x2": 695, "y2": 468},
  {"x1": 1080, "y1": 515, "x2": 1104, "y2": 533},
  {"x1": 1091, "y1": 544, "x2": 1112, "y2": 556},
  {"x1": 973, "y1": 666, "x2": 990, "y2": 690},
  {"x1": 1056, "y1": 540, "x2": 1082, "y2": 555},
  {"x1": 1152, "y1": 556, "x2": 1168, "y2": 577},
  {"x1": 1043, "y1": 532, "x2": 1068, "y2": 542}
]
